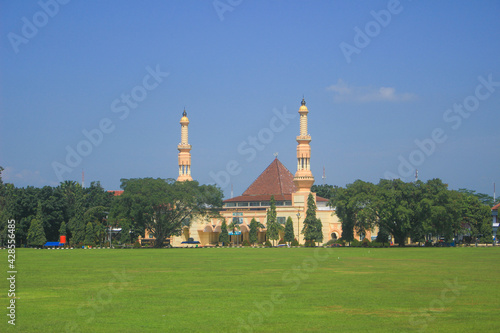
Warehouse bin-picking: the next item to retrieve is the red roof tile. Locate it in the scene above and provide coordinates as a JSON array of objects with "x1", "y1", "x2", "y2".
[
  {"x1": 222, "y1": 158, "x2": 328, "y2": 204},
  {"x1": 492, "y1": 203, "x2": 500, "y2": 211},
  {"x1": 108, "y1": 190, "x2": 124, "y2": 196},
  {"x1": 242, "y1": 158, "x2": 296, "y2": 196}
]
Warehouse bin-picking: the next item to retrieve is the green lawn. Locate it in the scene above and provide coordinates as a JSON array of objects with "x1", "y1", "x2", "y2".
[{"x1": 1, "y1": 247, "x2": 499, "y2": 332}]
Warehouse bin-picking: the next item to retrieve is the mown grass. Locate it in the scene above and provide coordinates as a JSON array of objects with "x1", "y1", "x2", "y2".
[{"x1": 0, "y1": 247, "x2": 499, "y2": 332}]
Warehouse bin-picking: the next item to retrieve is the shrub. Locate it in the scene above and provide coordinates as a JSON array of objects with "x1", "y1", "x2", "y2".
[
  {"x1": 133, "y1": 241, "x2": 141, "y2": 249},
  {"x1": 350, "y1": 239, "x2": 361, "y2": 247},
  {"x1": 242, "y1": 240, "x2": 251, "y2": 247},
  {"x1": 480, "y1": 236, "x2": 493, "y2": 244},
  {"x1": 278, "y1": 239, "x2": 286, "y2": 245},
  {"x1": 424, "y1": 241, "x2": 433, "y2": 247},
  {"x1": 323, "y1": 239, "x2": 337, "y2": 246},
  {"x1": 361, "y1": 238, "x2": 371, "y2": 247},
  {"x1": 264, "y1": 240, "x2": 273, "y2": 247},
  {"x1": 304, "y1": 239, "x2": 316, "y2": 247},
  {"x1": 291, "y1": 239, "x2": 299, "y2": 246}
]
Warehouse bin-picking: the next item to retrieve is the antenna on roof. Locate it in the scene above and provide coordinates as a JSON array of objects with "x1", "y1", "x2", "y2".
[
  {"x1": 231, "y1": 183, "x2": 233, "y2": 199},
  {"x1": 415, "y1": 169, "x2": 418, "y2": 182},
  {"x1": 494, "y1": 182, "x2": 496, "y2": 203},
  {"x1": 82, "y1": 169, "x2": 85, "y2": 188},
  {"x1": 322, "y1": 166, "x2": 326, "y2": 185},
  {"x1": 273, "y1": 152, "x2": 278, "y2": 159}
]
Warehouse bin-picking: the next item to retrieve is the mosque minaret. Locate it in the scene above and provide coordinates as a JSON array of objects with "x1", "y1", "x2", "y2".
[
  {"x1": 293, "y1": 98, "x2": 315, "y2": 192},
  {"x1": 177, "y1": 109, "x2": 192, "y2": 182}
]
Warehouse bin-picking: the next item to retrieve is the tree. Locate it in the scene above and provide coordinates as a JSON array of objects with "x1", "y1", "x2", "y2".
[
  {"x1": 266, "y1": 196, "x2": 281, "y2": 246},
  {"x1": 249, "y1": 218, "x2": 263, "y2": 245},
  {"x1": 458, "y1": 188, "x2": 496, "y2": 207},
  {"x1": 68, "y1": 194, "x2": 86, "y2": 245},
  {"x1": 59, "y1": 221, "x2": 67, "y2": 237},
  {"x1": 83, "y1": 205, "x2": 109, "y2": 245},
  {"x1": 311, "y1": 184, "x2": 335, "y2": 200},
  {"x1": 84, "y1": 222, "x2": 95, "y2": 245},
  {"x1": 228, "y1": 218, "x2": 241, "y2": 245},
  {"x1": 110, "y1": 178, "x2": 223, "y2": 248},
  {"x1": 284, "y1": 216, "x2": 294, "y2": 245},
  {"x1": 302, "y1": 193, "x2": 323, "y2": 245},
  {"x1": 27, "y1": 202, "x2": 46, "y2": 247},
  {"x1": 219, "y1": 219, "x2": 229, "y2": 245},
  {"x1": 375, "y1": 179, "x2": 413, "y2": 246},
  {"x1": 329, "y1": 180, "x2": 378, "y2": 243}
]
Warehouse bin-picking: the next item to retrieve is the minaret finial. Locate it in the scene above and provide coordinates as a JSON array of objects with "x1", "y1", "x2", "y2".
[
  {"x1": 301, "y1": 97, "x2": 306, "y2": 106},
  {"x1": 183, "y1": 108, "x2": 187, "y2": 117}
]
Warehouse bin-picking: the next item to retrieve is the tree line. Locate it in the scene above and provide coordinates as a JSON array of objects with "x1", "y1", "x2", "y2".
[
  {"x1": 312, "y1": 178, "x2": 495, "y2": 246},
  {"x1": 1, "y1": 166, "x2": 495, "y2": 248}
]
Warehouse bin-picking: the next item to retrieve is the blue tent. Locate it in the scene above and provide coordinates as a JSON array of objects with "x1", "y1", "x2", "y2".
[{"x1": 44, "y1": 242, "x2": 64, "y2": 247}]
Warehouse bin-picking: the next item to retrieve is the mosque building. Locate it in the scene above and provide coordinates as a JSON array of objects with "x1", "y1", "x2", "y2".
[{"x1": 139, "y1": 99, "x2": 377, "y2": 246}]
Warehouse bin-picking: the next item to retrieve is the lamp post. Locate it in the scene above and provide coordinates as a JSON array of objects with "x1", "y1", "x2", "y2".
[{"x1": 296, "y1": 212, "x2": 301, "y2": 243}]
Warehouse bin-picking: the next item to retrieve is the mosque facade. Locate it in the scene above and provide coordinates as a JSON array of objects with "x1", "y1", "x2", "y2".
[{"x1": 139, "y1": 99, "x2": 377, "y2": 246}]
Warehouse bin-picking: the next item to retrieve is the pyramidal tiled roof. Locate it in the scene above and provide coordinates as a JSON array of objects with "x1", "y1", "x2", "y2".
[
  {"x1": 224, "y1": 158, "x2": 297, "y2": 203},
  {"x1": 242, "y1": 158, "x2": 296, "y2": 196}
]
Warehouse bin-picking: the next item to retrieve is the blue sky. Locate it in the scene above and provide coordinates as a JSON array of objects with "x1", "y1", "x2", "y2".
[{"x1": 1, "y1": 0, "x2": 499, "y2": 199}]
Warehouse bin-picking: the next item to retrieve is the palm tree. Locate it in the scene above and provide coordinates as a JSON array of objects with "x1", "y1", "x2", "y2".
[{"x1": 228, "y1": 219, "x2": 241, "y2": 245}]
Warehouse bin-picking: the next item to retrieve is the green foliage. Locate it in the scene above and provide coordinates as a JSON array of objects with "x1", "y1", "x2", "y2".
[
  {"x1": 133, "y1": 241, "x2": 141, "y2": 248},
  {"x1": 361, "y1": 237, "x2": 371, "y2": 247},
  {"x1": 266, "y1": 196, "x2": 281, "y2": 245},
  {"x1": 291, "y1": 238, "x2": 299, "y2": 246},
  {"x1": 84, "y1": 222, "x2": 95, "y2": 245},
  {"x1": 278, "y1": 238, "x2": 286, "y2": 245},
  {"x1": 27, "y1": 203, "x2": 46, "y2": 246},
  {"x1": 284, "y1": 216, "x2": 294, "y2": 244},
  {"x1": 323, "y1": 239, "x2": 337, "y2": 246},
  {"x1": 264, "y1": 240, "x2": 272, "y2": 247},
  {"x1": 249, "y1": 218, "x2": 263, "y2": 244},
  {"x1": 458, "y1": 188, "x2": 496, "y2": 207},
  {"x1": 329, "y1": 178, "x2": 492, "y2": 247},
  {"x1": 311, "y1": 184, "x2": 335, "y2": 199},
  {"x1": 27, "y1": 218, "x2": 46, "y2": 247},
  {"x1": 110, "y1": 178, "x2": 223, "y2": 248},
  {"x1": 228, "y1": 219, "x2": 241, "y2": 244},
  {"x1": 349, "y1": 239, "x2": 361, "y2": 247},
  {"x1": 59, "y1": 221, "x2": 67, "y2": 237},
  {"x1": 328, "y1": 180, "x2": 377, "y2": 242},
  {"x1": 242, "y1": 240, "x2": 250, "y2": 246},
  {"x1": 375, "y1": 228, "x2": 389, "y2": 244},
  {"x1": 219, "y1": 219, "x2": 229, "y2": 245},
  {"x1": 302, "y1": 193, "x2": 323, "y2": 244},
  {"x1": 304, "y1": 239, "x2": 315, "y2": 247}
]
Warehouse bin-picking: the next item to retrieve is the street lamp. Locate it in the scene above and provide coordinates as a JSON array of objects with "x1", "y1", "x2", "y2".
[{"x1": 296, "y1": 212, "x2": 301, "y2": 242}]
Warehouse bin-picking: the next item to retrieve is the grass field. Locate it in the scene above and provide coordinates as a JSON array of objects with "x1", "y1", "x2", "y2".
[{"x1": 1, "y1": 247, "x2": 499, "y2": 332}]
